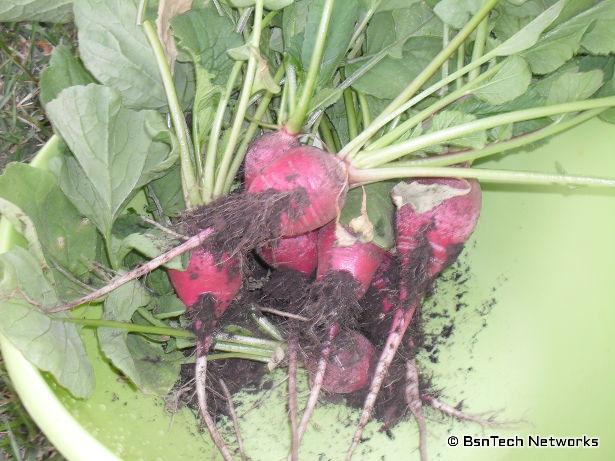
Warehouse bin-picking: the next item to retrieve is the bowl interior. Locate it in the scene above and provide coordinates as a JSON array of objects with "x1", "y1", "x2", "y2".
[{"x1": 3, "y1": 119, "x2": 615, "y2": 461}]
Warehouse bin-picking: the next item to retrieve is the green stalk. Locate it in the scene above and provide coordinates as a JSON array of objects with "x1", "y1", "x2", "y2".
[
  {"x1": 347, "y1": 0, "x2": 382, "y2": 58},
  {"x1": 358, "y1": 92, "x2": 371, "y2": 127},
  {"x1": 213, "y1": 0, "x2": 265, "y2": 198},
  {"x1": 286, "y1": 0, "x2": 336, "y2": 134},
  {"x1": 344, "y1": 87, "x2": 359, "y2": 140},
  {"x1": 215, "y1": 333, "x2": 281, "y2": 350},
  {"x1": 355, "y1": 96, "x2": 615, "y2": 168},
  {"x1": 202, "y1": 61, "x2": 243, "y2": 203},
  {"x1": 319, "y1": 114, "x2": 338, "y2": 152},
  {"x1": 439, "y1": 24, "x2": 450, "y2": 95},
  {"x1": 456, "y1": 43, "x2": 466, "y2": 89},
  {"x1": 213, "y1": 342, "x2": 277, "y2": 357},
  {"x1": 222, "y1": 64, "x2": 285, "y2": 193},
  {"x1": 339, "y1": 0, "x2": 500, "y2": 160},
  {"x1": 250, "y1": 310, "x2": 284, "y2": 341},
  {"x1": 366, "y1": 60, "x2": 504, "y2": 151},
  {"x1": 468, "y1": 16, "x2": 489, "y2": 82},
  {"x1": 68, "y1": 318, "x2": 194, "y2": 338},
  {"x1": 349, "y1": 165, "x2": 615, "y2": 189},
  {"x1": 182, "y1": 353, "x2": 272, "y2": 364},
  {"x1": 286, "y1": 62, "x2": 298, "y2": 115},
  {"x1": 398, "y1": 109, "x2": 604, "y2": 168},
  {"x1": 136, "y1": 307, "x2": 168, "y2": 328},
  {"x1": 142, "y1": 21, "x2": 200, "y2": 208}
]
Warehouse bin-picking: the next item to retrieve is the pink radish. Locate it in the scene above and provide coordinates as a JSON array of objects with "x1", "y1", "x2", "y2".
[
  {"x1": 347, "y1": 178, "x2": 482, "y2": 459},
  {"x1": 306, "y1": 330, "x2": 375, "y2": 394},
  {"x1": 244, "y1": 129, "x2": 299, "y2": 187},
  {"x1": 258, "y1": 231, "x2": 319, "y2": 275}
]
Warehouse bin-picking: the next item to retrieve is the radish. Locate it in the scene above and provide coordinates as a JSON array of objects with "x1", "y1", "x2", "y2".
[
  {"x1": 257, "y1": 230, "x2": 319, "y2": 275},
  {"x1": 306, "y1": 330, "x2": 375, "y2": 394},
  {"x1": 347, "y1": 178, "x2": 482, "y2": 459},
  {"x1": 295, "y1": 220, "x2": 385, "y2": 444},
  {"x1": 247, "y1": 145, "x2": 348, "y2": 237},
  {"x1": 244, "y1": 129, "x2": 299, "y2": 187}
]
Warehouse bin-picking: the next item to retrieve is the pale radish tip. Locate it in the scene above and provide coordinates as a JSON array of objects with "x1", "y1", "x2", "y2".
[{"x1": 391, "y1": 179, "x2": 471, "y2": 212}]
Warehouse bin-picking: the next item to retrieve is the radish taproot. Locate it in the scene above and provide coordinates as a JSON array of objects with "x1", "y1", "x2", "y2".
[{"x1": 347, "y1": 178, "x2": 482, "y2": 459}]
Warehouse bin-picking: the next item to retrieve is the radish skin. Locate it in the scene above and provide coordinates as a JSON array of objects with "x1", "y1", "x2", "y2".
[
  {"x1": 248, "y1": 146, "x2": 348, "y2": 237},
  {"x1": 244, "y1": 129, "x2": 299, "y2": 187},
  {"x1": 316, "y1": 221, "x2": 386, "y2": 297},
  {"x1": 258, "y1": 231, "x2": 319, "y2": 275}
]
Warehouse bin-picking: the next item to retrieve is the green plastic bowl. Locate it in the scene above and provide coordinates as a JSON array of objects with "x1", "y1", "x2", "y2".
[{"x1": 2, "y1": 119, "x2": 615, "y2": 461}]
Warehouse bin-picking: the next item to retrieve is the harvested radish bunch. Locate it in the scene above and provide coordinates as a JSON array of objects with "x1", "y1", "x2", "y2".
[{"x1": 26, "y1": 1, "x2": 615, "y2": 461}]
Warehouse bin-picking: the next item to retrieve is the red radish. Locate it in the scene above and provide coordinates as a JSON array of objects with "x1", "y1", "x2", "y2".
[
  {"x1": 296, "y1": 220, "x2": 385, "y2": 442},
  {"x1": 316, "y1": 221, "x2": 386, "y2": 298},
  {"x1": 248, "y1": 145, "x2": 348, "y2": 237},
  {"x1": 244, "y1": 129, "x2": 299, "y2": 187},
  {"x1": 168, "y1": 249, "x2": 242, "y2": 318},
  {"x1": 369, "y1": 253, "x2": 397, "y2": 315},
  {"x1": 258, "y1": 231, "x2": 319, "y2": 275},
  {"x1": 347, "y1": 178, "x2": 482, "y2": 459},
  {"x1": 306, "y1": 331, "x2": 375, "y2": 394}
]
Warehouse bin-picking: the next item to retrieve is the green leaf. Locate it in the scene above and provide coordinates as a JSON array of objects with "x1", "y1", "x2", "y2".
[
  {"x1": 0, "y1": 163, "x2": 99, "y2": 283},
  {"x1": 46, "y1": 84, "x2": 175, "y2": 240},
  {"x1": 521, "y1": 0, "x2": 615, "y2": 74},
  {"x1": 149, "y1": 166, "x2": 186, "y2": 216},
  {"x1": 365, "y1": 5, "x2": 441, "y2": 59},
  {"x1": 171, "y1": 6, "x2": 243, "y2": 86},
  {"x1": 339, "y1": 181, "x2": 396, "y2": 250},
  {"x1": 283, "y1": 0, "x2": 359, "y2": 85},
  {"x1": 349, "y1": 36, "x2": 442, "y2": 100},
  {"x1": 74, "y1": 0, "x2": 167, "y2": 110},
  {"x1": 473, "y1": 56, "x2": 532, "y2": 105},
  {"x1": 0, "y1": 247, "x2": 94, "y2": 398},
  {"x1": 118, "y1": 231, "x2": 184, "y2": 270},
  {"x1": 39, "y1": 45, "x2": 94, "y2": 106},
  {"x1": 429, "y1": 110, "x2": 487, "y2": 150},
  {"x1": 0, "y1": 0, "x2": 72, "y2": 22},
  {"x1": 545, "y1": 69, "x2": 604, "y2": 105},
  {"x1": 492, "y1": 0, "x2": 565, "y2": 57},
  {"x1": 433, "y1": 0, "x2": 483, "y2": 29},
  {"x1": 98, "y1": 281, "x2": 183, "y2": 396}
]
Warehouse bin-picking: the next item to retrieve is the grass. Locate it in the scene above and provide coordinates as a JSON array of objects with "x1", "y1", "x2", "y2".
[
  {"x1": 0, "y1": 22, "x2": 75, "y2": 168},
  {"x1": 0, "y1": 20, "x2": 74, "y2": 461}
]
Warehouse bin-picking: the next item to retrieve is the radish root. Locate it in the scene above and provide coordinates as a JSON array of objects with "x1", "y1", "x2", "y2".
[
  {"x1": 219, "y1": 379, "x2": 247, "y2": 461},
  {"x1": 288, "y1": 341, "x2": 300, "y2": 461},
  {"x1": 405, "y1": 358, "x2": 428, "y2": 461},
  {"x1": 195, "y1": 355, "x2": 235, "y2": 461}
]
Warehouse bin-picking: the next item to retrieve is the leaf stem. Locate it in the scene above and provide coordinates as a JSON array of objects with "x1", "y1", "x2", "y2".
[
  {"x1": 222, "y1": 64, "x2": 285, "y2": 193},
  {"x1": 68, "y1": 318, "x2": 194, "y2": 338},
  {"x1": 358, "y1": 92, "x2": 371, "y2": 127},
  {"x1": 202, "y1": 61, "x2": 243, "y2": 203},
  {"x1": 344, "y1": 87, "x2": 359, "y2": 140},
  {"x1": 355, "y1": 96, "x2": 615, "y2": 167},
  {"x1": 468, "y1": 16, "x2": 489, "y2": 82},
  {"x1": 456, "y1": 43, "x2": 465, "y2": 89},
  {"x1": 286, "y1": 0, "x2": 336, "y2": 134},
  {"x1": 366, "y1": 60, "x2": 504, "y2": 151},
  {"x1": 142, "y1": 20, "x2": 200, "y2": 208},
  {"x1": 213, "y1": 0, "x2": 265, "y2": 198},
  {"x1": 398, "y1": 109, "x2": 604, "y2": 168},
  {"x1": 348, "y1": 165, "x2": 615, "y2": 189},
  {"x1": 338, "y1": 0, "x2": 500, "y2": 160}
]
